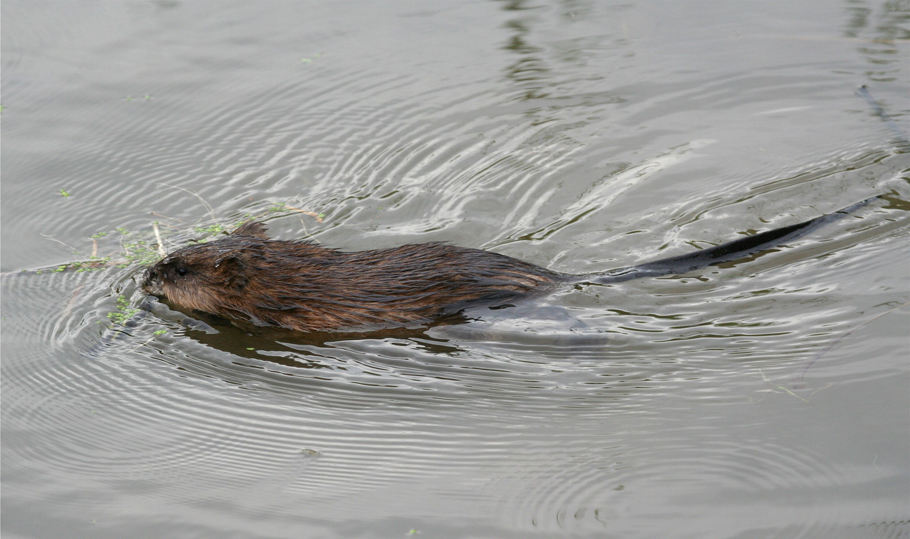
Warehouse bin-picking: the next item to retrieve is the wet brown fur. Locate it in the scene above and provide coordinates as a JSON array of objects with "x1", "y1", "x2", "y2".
[{"x1": 143, "y1": 222, "x2": 564, "y2": 332}]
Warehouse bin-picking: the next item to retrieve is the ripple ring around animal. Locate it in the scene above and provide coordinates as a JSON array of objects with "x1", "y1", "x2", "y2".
[{"x1": 142, "y1": 197, "x2": 877, "y2": 333}]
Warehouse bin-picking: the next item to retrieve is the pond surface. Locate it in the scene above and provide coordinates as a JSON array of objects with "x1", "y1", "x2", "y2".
[{"x1": 2, "y1": 1, "x2": 908, "y2": 538}]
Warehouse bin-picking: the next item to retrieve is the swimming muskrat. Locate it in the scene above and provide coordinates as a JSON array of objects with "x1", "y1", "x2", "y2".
[{"x1": 142, "y1": 198, "x2": 874, "y2": 333}]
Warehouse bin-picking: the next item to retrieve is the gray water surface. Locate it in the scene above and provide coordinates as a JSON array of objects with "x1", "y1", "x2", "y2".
[{"x1": 2, "y1": 1, "x2": 908, "y2": 538}]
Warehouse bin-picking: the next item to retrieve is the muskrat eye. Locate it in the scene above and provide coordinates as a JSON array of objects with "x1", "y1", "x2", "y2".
[{"x1": 177, "y1": 267, "x2": 187, "y2": 277}]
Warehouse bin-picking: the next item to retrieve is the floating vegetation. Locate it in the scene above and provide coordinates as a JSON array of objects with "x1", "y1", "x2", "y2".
[
  {"x1": 12, "y1": 198, "x2": 325, "y2": 279},
  {"x1": 193, "y1": 223, "x2": 227, "y2": 236},
  {"x1": 7, "y1": 191, "x2": 327, "y2": 333},
  {"x1": 107, "y1": 295, "x2": 140, "y2": 325}
]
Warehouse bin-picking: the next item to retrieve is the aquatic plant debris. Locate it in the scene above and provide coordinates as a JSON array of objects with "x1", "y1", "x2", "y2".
[
  {"x1": 12, "y1": 199, "x2": 326, "y2": 278},
  {"x1": 107, "y1": 295, "x2": 140, "y2": 325}
]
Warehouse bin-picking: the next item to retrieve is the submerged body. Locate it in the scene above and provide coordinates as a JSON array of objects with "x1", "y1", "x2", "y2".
[{"x1": 143, "y1": 199, "x2": 874, "y2": 333}]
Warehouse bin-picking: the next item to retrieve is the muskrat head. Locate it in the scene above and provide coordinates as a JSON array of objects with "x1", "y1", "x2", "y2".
[{"x1": 143, "y1": 222, "x2": 269, "y2": 315}]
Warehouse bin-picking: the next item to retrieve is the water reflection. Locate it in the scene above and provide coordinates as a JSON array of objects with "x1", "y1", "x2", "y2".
[
  {"x1": 498, "y1": 1, "x2": 552, "y2": 100},
  {"x1": 843, "y1": 0, "x2": 909, "y2": 82}
]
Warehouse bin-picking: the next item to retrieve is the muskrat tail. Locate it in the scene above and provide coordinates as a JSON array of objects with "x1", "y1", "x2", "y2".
[{"x1": 578, "y1": 196, "x2": 880, "y2": 286}]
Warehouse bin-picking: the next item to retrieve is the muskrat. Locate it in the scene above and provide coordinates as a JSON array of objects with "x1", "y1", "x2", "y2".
[{"x1": 143, "y1": 198, "x2": 875, "y2": 333}]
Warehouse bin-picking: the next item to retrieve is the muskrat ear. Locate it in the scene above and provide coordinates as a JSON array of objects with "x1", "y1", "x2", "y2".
[
  {"x1": 232, "y1": 221, "x2": 270, "y2": 239},
  {"x1": 215, "y1": 254, "x2": 249, "y2": 291}
]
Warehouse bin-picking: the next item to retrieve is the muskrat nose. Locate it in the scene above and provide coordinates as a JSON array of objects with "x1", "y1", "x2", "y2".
[{"x1": 143, "y1": 269, "x2": 162, "y2": 295}]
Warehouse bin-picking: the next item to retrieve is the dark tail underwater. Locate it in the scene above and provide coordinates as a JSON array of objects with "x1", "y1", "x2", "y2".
[{"x1": 580, "y1": 196, "x2": 878, "y2": 285}]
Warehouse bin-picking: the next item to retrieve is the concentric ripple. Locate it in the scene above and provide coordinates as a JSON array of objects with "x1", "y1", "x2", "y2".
[
  {"x1": 5, "y1": 136, "x2": 908, "y2": 539},
  {"x1": 3, "y1": 2, "x2": 909, "y2": 538}
]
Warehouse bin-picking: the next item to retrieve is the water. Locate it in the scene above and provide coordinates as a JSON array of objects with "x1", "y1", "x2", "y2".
[{"x1": 2, "y1": 1, "x2": 908, "y2": 538}]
